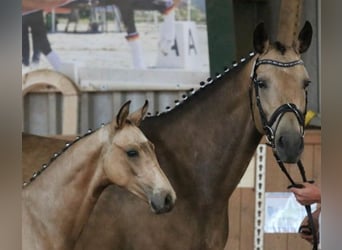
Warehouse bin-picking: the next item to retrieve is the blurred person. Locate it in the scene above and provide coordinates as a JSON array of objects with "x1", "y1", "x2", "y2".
[
  {"x1": 100, "y1": 0, "x2": 178, "y2": 69},
  {"x1": 22, "y1": 10, "x2": 62, "y2": 71},
  {"x1": 289, "y1": 182, "x2": 322, "y2": 249},
  {"x1": 64, "y1": 7, "x2": 80, "y2": 33},
  {"x1": 23, "y1": 0, "x2": 179, "y2": 70},
  {"x1": 22, "y1": 15, "x2": 40, "y2": 68}
]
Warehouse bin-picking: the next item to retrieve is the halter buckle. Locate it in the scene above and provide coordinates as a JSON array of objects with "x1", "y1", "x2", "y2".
[{"x1": 264, "y1": 125, "x2": 275, "y2": 146}]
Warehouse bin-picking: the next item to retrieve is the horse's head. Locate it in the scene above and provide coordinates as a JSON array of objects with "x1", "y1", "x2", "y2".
[
  {"x1": 102, "y1": 101, "x2": 176, "y2": 214},
  {"x1": 251, "y1": 21, "x2": 313, "y2": 163}
]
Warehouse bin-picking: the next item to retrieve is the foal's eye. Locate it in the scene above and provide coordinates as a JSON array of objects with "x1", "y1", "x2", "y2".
[
  {"x1": 303, "y1": 80, "x2": 311, "y2": 89},
  {"x1": 256, "y1": 80, "x2": 267, "y2": 89},
  {"x1": 126, "y1": 150, "x2": 139, "y2": 157}
]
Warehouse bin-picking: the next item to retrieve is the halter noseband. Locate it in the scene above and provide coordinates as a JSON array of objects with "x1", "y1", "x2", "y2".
[
  {"x1": 249, "y1": 57, "x2": 318, "y2": 250},
  {"x1": 249, "y1": 58, "x2": 307, "y2": 147}
]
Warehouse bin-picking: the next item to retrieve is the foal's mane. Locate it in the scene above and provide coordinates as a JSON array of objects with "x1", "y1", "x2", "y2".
[{"x1": 23, "y1": 127, "x2": 100, "y2": 187}]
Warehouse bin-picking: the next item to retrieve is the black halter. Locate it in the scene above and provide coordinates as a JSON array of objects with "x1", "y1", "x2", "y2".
[{"x1": 249, "y1": 57, "x2": 318, "y2": 250}]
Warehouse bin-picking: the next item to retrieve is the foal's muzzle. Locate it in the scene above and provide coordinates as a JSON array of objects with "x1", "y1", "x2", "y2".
[{"x1": 150, "y1": 191, "x2": 175, "y2": 214}]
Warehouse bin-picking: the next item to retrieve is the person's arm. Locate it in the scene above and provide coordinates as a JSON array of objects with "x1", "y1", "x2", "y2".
[
  {"x1": 289, "y1": 182, "x2": 321, "y2": 205},
  {"x1": 290, "y1": 182, "x2": 321, "y2": 245}
]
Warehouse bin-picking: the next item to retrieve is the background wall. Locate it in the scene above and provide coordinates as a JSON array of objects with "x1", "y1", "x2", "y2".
[{"x1": 225, "y1": 130, "x2": 321, "y2": 250}]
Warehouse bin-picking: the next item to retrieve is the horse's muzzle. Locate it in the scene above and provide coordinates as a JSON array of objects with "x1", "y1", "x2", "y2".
[
  {"x1": 150, "y1": 192, "x2": 175, "y2": 214},
  {"x1": 275, "y1": 131, "x2": 304, "y2": 163}
]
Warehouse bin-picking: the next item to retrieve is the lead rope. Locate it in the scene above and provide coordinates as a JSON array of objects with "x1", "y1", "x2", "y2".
[
  {"x1": 297, "y1": 160, "x2": 318, "y2": 250},
  {"x1": 273, "y1": 152, "x2": 318, "y2": 250}
]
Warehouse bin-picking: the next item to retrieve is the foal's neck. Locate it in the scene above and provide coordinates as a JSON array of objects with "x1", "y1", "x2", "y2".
[{"x1": 23, "y1": 129, "x2": 109, "y2": 248}]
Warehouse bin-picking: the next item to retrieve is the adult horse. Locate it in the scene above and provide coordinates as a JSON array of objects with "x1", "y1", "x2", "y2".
[
  {"x1": 22, "y1": 101, "x2": 176, "y2": 250},
  {"x1": 23, "y1": 21, "x2": 313, "y2": 249}
]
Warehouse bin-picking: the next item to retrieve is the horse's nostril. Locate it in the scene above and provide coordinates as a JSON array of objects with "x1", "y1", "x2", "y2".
[
  {"x1": 150, "y1": 201, "x2": 158, "y2": 212},
  {"x1": 150, "y1": 193, "x2": 174, "y2": 214},
  {"x1": 164, "y1": 194, "x2": 172, "y2": 208},
  {"x1": 278, "y1": 136, "x2": 284, "y2": 147}
]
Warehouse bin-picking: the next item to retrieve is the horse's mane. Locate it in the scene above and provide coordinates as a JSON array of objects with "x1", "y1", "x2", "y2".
[
  {"x1": 146, "y1": 52, "x2": 255, "y2": 118},
  {"x1": 23, "y1": 52, "x2": 256, "y2": 186},
  {"x1": 23, "y1": 127, "x2": 100, "y2": 187}
]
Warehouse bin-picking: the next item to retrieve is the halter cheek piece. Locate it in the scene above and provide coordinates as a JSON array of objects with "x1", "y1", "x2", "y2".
[{"x1": 249, "y1": 57, "x2": 318, "y2": 250}]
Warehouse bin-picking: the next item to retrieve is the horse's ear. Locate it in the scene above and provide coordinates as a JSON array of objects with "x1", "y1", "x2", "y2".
[
  {"x1": 253, "y1": 22, "x2": 269, "y2": 54},
  {"x1": 116, "y1": 100, "x2": 131, "y2": 129},
  {"x1": 296, "y1": 21, "x2": 313, "y2": 54},
  {"x1": 128, "y1": 100, "x2": 149, "y2": 126}
]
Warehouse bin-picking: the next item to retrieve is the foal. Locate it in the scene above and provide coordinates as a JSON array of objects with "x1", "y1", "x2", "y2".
[{"x1": 22, "y1": 101, "x2": 176, "y2": 250}]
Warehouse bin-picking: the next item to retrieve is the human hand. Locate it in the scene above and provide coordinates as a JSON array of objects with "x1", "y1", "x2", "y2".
[{"x1": 289, "y1": 182, "x2": 321, "y2": 206}]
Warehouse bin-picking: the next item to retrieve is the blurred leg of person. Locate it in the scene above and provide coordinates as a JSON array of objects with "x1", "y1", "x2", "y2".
[
  {"x1": 31, "y1": 29, "x2": 41, "y2": 68},
  {"x1": 115, "y1": 0, "x2": 146, "y2": 69},
  {"x1": 30, "y1": 10, "x2": 62, "y2": 71},
  {"x1": 104, "y1": 0, "x2": 176, "y2": 68},
  {"x1": 32, "y1": 49, "x2": 40, "y2": 65},
  {"x1": 159, "y1": 3, "x2": 175, "y2": 56},
  {"x1": 126, "y1": 33, "x2": 145, "y2": 69},
  {"x1": 22, "y1": 16, "x2": 30, "y2": 67},
  {"x1": 133, "y1": 0, "x2": 176, "y2": 56},
  {"x1": 45, "y1": 50, "x2": 62, "y2": 71}
]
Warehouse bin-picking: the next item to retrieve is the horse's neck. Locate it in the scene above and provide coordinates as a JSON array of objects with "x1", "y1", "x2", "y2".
[
  {"x1": 143, "y1": 57, "x2": 262, "y2": 205},
  {"x1": 22, "y1": 130, "x2": 108, "y2": 247}
]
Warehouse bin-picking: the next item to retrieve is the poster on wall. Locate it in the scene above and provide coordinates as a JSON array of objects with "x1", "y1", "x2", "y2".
[
  {"x1": 264, "y1": 192, "x2": 317, "y2": 233},
  {"x1": 23, "y1": 0, "x2": 209, "y2": 73}
]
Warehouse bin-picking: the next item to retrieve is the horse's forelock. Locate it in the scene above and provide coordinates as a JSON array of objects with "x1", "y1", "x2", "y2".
[{"x1": 273, "y1": 41, "x2": 287, "y2": 55}]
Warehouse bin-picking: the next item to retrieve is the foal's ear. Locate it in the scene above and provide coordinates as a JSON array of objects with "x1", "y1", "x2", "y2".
[
  {"x1": 116, "y1": 100, "x2": 131, "y2": 129},
  {"x1": 296, "y1": 21, "x2": 313, "y2": 54},
  {"x1": 128, "y1": 100, "x2": 149, "y2": 126},
  {"x1": 253, "y1": 22, "x2": 269, "y2": 54}
]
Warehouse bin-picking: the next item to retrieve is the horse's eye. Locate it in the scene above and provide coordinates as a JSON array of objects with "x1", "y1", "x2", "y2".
[
  {"x1": 257, "y1": 80, "x2": 267, "y2": 89},
  {"x1": 126, "y1": 150, "x2": 139, "y2": 157},
  {"x1": 303, "y1": 80, "x2": 311, "y2": 89}
]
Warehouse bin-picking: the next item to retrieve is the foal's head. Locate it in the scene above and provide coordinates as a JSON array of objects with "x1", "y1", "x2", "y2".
[
  {"x1": 102, "y1": 101, "x2": 176, "y2": 214},
  {"x1": 251, "y1": 21, "x2": 313, "y2": 163}
]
